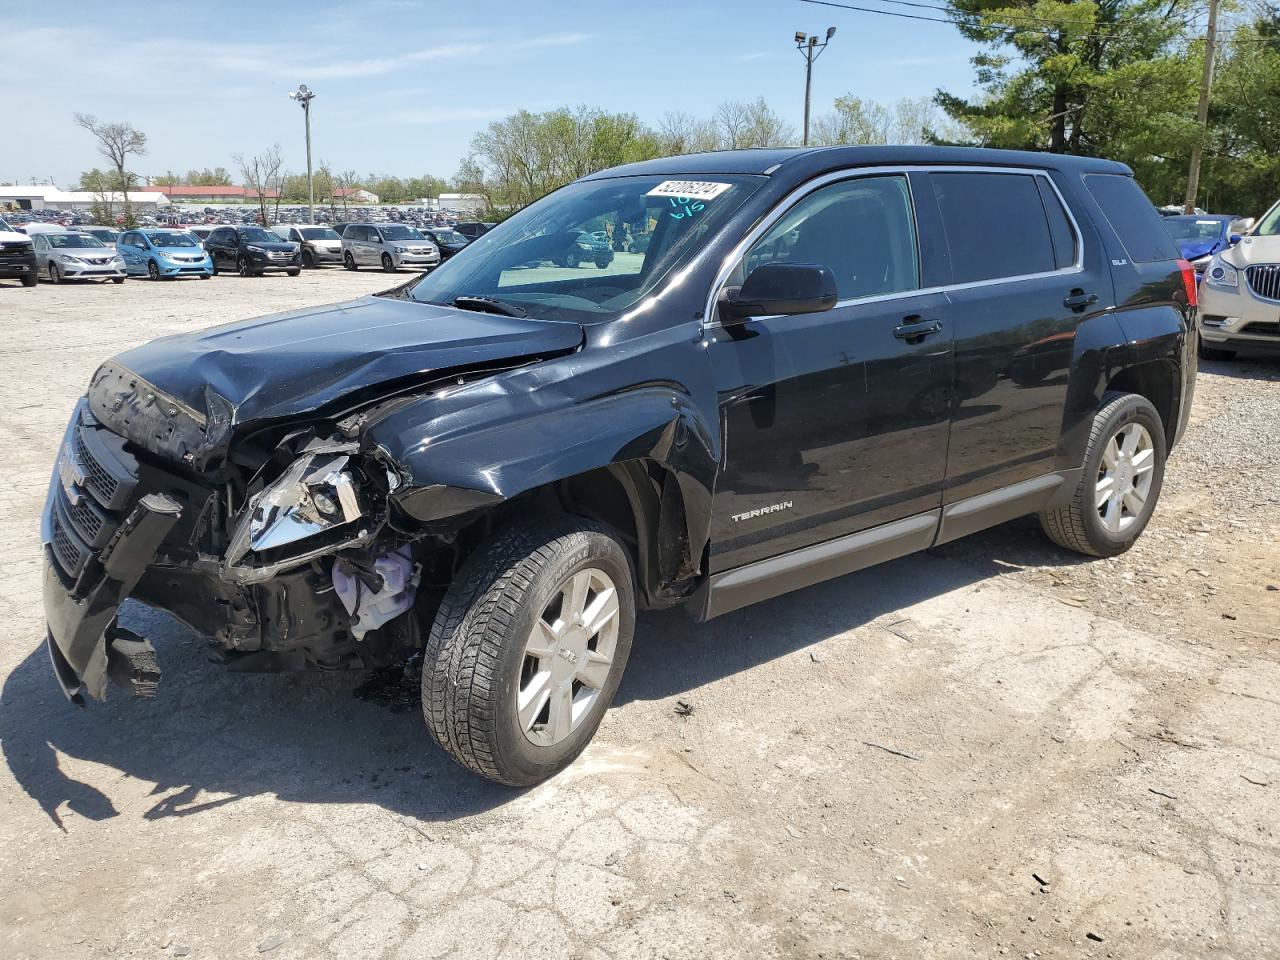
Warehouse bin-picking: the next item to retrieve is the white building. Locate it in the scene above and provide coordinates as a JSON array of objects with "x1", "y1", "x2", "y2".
[
  {"x1": 437, "y1": 193, "x2": 487, "y2": 216},
  {"x1": 0, "y1": 184, "x2": 170, "y2": 212}
]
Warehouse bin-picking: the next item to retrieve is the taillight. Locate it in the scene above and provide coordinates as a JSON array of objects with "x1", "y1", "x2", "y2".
[{"x1": 1176, "y1": 258, "x2": 1198, "y2": 308}]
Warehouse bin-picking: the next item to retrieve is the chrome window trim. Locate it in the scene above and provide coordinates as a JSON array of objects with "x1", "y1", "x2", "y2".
[{"x1": 703, "y1": 163, "x2": 1085, "y2": 330}]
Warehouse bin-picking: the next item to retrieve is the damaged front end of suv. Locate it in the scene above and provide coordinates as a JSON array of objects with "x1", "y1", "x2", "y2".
[{"x1": 40, "y1": 296, "x2": 584, "y2": 703}]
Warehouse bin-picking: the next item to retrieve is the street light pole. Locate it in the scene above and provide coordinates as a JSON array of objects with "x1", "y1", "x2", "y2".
[
  {"x1": 288, "y1": 84, "x2": 317, "y2": 223},
  {"x1": 795, "y1": 26, "x2": 836, "y2": 147}
]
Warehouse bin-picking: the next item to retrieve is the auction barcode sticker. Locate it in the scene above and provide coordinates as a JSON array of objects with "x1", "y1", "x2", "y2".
[{"x1": 646, "y1": 180, "x2": 733, "y2": 200}]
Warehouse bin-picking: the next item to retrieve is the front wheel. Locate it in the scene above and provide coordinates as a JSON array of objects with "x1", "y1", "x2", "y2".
[
  {"x1": 381, "y1": 253, "x2": 396, "y2": 273},
  {"x1": 237, "y1": 255, "x2": 252, "y2": 277},
  {"x1": 286, "y1": 268, "x2": 300, "y2": 277},
  {"x1": 21, "y1": 274, "x2": 37, "y2": 287},
  {"x1": 422, "y1": 519, "x2": 636, "y2": 786},
  {"x1": 48, "y1": 262, "x2": 61, "y2": 284},
  {"x1": 302, "y1": 249, "x2": 315, "y2": 269},
  {"x1": 110, "y1": 277, "x2": 124, "y2": 284},
  {"x1": 344, "y1": 251, "x2": 358, "y2": 271},
  {"x1": 1040, "y1": 391, "x2": 1166, "y2": 558},
  {"x1": 564, "y1": 249, "x2": 580, "y2": 268},
  {"x1": 147, "y1": 260, "x2": 160, "y2": 281}
]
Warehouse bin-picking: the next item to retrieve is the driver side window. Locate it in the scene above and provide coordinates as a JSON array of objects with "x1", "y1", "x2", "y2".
[{"x1": 740, "y1": 174, "x2": 920, "y2": 302}]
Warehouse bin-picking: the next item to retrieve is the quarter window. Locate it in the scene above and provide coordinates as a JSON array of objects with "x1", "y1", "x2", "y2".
[
  {"x1": 1084, "y1": 173, "x2": 1181, "y2": 263},
  {"x1": 739, "y1": 174, "x2": 920, "y2": 301},
  {"x1": 930, "y1": 172, "x2": 1064, "y2": 283}
]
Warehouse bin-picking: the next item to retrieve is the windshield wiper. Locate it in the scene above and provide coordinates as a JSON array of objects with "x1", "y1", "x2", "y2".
[{"x1": 452, "y1": 295, "x2": 528, "y2": 318}]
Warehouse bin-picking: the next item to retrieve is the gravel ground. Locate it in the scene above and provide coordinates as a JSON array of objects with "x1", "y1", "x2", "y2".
[{"x1": 0, "y1": 272, "x2": 1277, "y2": 960}]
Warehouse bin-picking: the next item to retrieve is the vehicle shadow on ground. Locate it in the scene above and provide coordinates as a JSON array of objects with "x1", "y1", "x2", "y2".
[
  {"x1": 1199, "y1": 354, "x2": 1280, "y2": 380},
  {"x1": 1, "y1": 518, "x2": 1082, "y2": 829}
]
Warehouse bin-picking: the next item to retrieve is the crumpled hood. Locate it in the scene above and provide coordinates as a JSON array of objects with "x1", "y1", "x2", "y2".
[
  {"x1": 1222, "y1": 234, "x2": 1280, "y2": 268},
  {"x1": 88, "y1": 295, "x2": 583, "y2": 465},
  {"x1": 1178, "y1": 237, "x2": 1222, "y2": 261}
]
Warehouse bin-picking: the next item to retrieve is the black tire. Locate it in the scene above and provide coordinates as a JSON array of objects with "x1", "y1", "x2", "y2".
[
  {"x1": 198, "y1": 273, "x2": 210, "y2": 280},
  {"x1": 110, "y1": 277, "x2": 124, "y2": 284},
  {"x1": 48, "y1": 262, "x2": 61, "y2": 284},
  {"x1": 209, "y1": 258, "x2": 219, "y2": 276},
  {"x1": 422, "y1": 519, "x2": 636, "y2": 787},
  {"x1": 21, "y1": 274, "x2": 37, "y2": 287},
  {"x1": 302, "y1": 249, "x2": 315, "y2": 269},
  {"x1": 1040, "y1": 391, "x2": 1167, "y2": 558},
  {"x1": 595, "y1": 257, "x2": 609, "y2": 269},
  {"x1": 564, "y1": 249, "x2": 580, "y2": 268},
  {"x1": 1198, "y1": 341, "x2": 1235, "y2": 361},
  {"x1": 286, "y1": 268, "x2": 300, "y2": 277},
  {"x1": 344, "y1": 251, "x2": 358, "y2": 271},
  {"x1": 381, "y1": 253, "x2": 396, "y2": 273},
  {"x1": 237, "y1": 255, "x2": 252, "y2": 277},
  {"x1": 147, "y1": 260, "x2": 160, "y2": 281}
]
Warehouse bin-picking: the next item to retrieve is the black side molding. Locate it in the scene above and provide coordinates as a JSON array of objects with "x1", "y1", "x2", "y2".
[
  {"x1": 693, "y1": 511, "x2": 940, "y2": 620},
  {"x1": 934, "y1": 470, "x2": 1080, "y2": 546}
]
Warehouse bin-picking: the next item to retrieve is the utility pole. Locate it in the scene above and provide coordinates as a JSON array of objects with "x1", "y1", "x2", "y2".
[
  {"x1": 795, "y1": 26, "x2": 836, "y2": 146},
  {"x1": 1184, "y1": 0, "x2": 1219, "y2": 214},
  {"x1": 289, "y1": 84, "x2": 317, "y2": 223}
]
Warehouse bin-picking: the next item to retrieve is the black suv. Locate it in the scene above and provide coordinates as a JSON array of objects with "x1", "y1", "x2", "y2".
[
  {"x1": 41, "y1": 147, "x2": 1196, "y2": 787},
  {"x1": 0, "y1": 221, "x2": 37, "y2": 287},
  {"x1": 204, "y1": 226, "x2": 301, "y2": 277},
  {"x1": 453, "y1": 220, "x2": 495, "y2": 241}
]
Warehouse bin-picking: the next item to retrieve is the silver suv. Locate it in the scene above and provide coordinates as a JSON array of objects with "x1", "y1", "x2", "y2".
[
  {"x1": 341, "y1": 223, "x2": 439, "y2": 272},
  {"x1": 275, "y1": 224, "x2": 344, "y2": 268}
]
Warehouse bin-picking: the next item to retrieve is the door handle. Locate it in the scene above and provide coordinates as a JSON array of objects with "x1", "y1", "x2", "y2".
[
  {"x1": 1063, "y1": 290, "x2": 1099, "y2": 311},
  {"x1": 894, "y1": 317, "x2": 943, "y2": 342}
]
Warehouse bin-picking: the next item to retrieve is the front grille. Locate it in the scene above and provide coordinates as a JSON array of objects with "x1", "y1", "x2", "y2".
[
  {"x1": 1242, "y1": 321, "x2": 1280, "y2": 337},
  {"x1": 0, "y1": 242, "x2": 32, "y2": 260},
  {"x1": 48, "y1": 413, "x2": 140, "y2": 580},
  {"x1": 1245, "y1": 264, "x2": 1280, "y2": 302}
]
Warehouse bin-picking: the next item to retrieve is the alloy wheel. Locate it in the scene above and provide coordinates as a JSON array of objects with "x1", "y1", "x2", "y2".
[
  {"x1": 1096, "y1": 422, "x2": 1155, "y2": 534},
  {"x1": 517, "y1": 567, "x2": 620, "y2": 747},
  {"x1": 148, "y1": 261, "x2": 160, "y2": 280},
  {"x1": 237, "y1": 256, "x2": 250, "y2": 277},
  {"x1": 49, "y1": 263, "x2": 61, "y2": 284}
]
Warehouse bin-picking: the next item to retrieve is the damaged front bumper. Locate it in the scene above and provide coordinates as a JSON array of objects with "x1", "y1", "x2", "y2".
[
  {"x1": 41, "y1": 401, "x2": 182, "y2": 701},
  {"x1": 41, "y1": 400, "x2": 427, "y2": 704}
]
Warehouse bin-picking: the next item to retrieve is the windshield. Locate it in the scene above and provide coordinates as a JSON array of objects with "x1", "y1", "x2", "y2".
[
  {"x1": 84, "y1": 229, "x2": 118, "y2": 241},
  {"x1": 1164, "y1": 217, "x2": 1225, "y2": 242},
  {"x1": 302, "y1": 227, "x2": 340, "y2": 240},
  {"x1": 381, "y1": 225, "x2": 424, "y2": 241},
  {"x1": 408, "y1": 174, "x2": 765, "y2": 322},
  {"x1": 239, "y1": 227, "x2": 279, "y2": 243},
  {"x1": 49, "y1": 234, "x2": 106, "y2": 248},
  {"x1": 147, "y1": 231, "x2": 199, "y2": 247},
  {"x1": 1255, "y1": 200, "x2": 1280, "y2": 237}
]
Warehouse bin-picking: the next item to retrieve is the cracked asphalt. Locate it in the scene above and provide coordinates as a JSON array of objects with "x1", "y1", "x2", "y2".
[{"x1": 1, "y1": 271, "x2": 1277, "y2": 959}]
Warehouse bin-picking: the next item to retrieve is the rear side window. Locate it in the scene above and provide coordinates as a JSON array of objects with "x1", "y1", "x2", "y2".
[
  {"x1": 930, "y1": 172, "x2": 1062, "y2": 283},
  {"x1": 1084, "y1": 174, "x2": 1180, "y2": 263}
]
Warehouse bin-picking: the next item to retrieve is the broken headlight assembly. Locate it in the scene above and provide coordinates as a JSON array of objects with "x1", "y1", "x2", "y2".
[{"x1": 224, "y1": 440, "x2": 382, "y2": 582}]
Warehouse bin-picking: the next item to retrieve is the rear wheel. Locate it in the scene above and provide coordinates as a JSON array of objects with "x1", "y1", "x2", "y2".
[
  {"x1": 1040, "y1": 391, "x2": 1166, "y2": 558},
  {"x1": 344, "y1": 251, "x2": 358, "y2": 271},
  {"x1": 422, "y1": 519, "x2": 635, "y2": 786},
  {"x1": 382, "y1": 253, "x2": 396, "y2": 272}
]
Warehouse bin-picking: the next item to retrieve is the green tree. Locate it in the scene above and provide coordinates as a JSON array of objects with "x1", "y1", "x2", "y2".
[
  {"x1": 74, "y1": 114, "x2": 147, "y2": 227},
  {"x1": 935, "y1": 0, "x2": 1195, "y2": 156}
]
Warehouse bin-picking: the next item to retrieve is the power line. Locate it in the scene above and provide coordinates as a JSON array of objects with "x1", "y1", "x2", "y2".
[{"x1": 797, "y1": 0, "x2": 1276, "y2": 43}]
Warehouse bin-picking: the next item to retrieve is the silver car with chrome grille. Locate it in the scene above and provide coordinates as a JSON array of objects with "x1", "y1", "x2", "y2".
[
  {"x1": 32, "y1": 231, "x2": 126, "y2": 284},
  {"x1": 341, "y1": 223, "x2": 439, "y2": 272}
]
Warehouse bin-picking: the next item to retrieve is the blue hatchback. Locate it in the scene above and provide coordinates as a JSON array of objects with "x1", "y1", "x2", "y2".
[
  {"x1": 118, "y1": 228, "x2": 212, "y2": 280},
  {"x1": 1162, "y1": 214, "x2": 1242, "y2": 272}
]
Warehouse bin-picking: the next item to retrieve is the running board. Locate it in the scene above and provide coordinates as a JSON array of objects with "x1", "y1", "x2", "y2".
[{"x1": 693, "y1": 511, "x2": 939, "y2": 620}]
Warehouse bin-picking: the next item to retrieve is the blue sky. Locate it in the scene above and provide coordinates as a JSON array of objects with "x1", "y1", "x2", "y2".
[{"x1": 8, "y1": 0, "x2": 981, "y2": 188}]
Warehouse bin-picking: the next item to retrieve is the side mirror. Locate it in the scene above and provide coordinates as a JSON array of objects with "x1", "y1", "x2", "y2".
[
  {"x1": 1228, "y1": 234, "x2": 1242, "y2": 246},
  {"x1": 720, "y1": 262, "x2": 838, "y2": 324}
]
